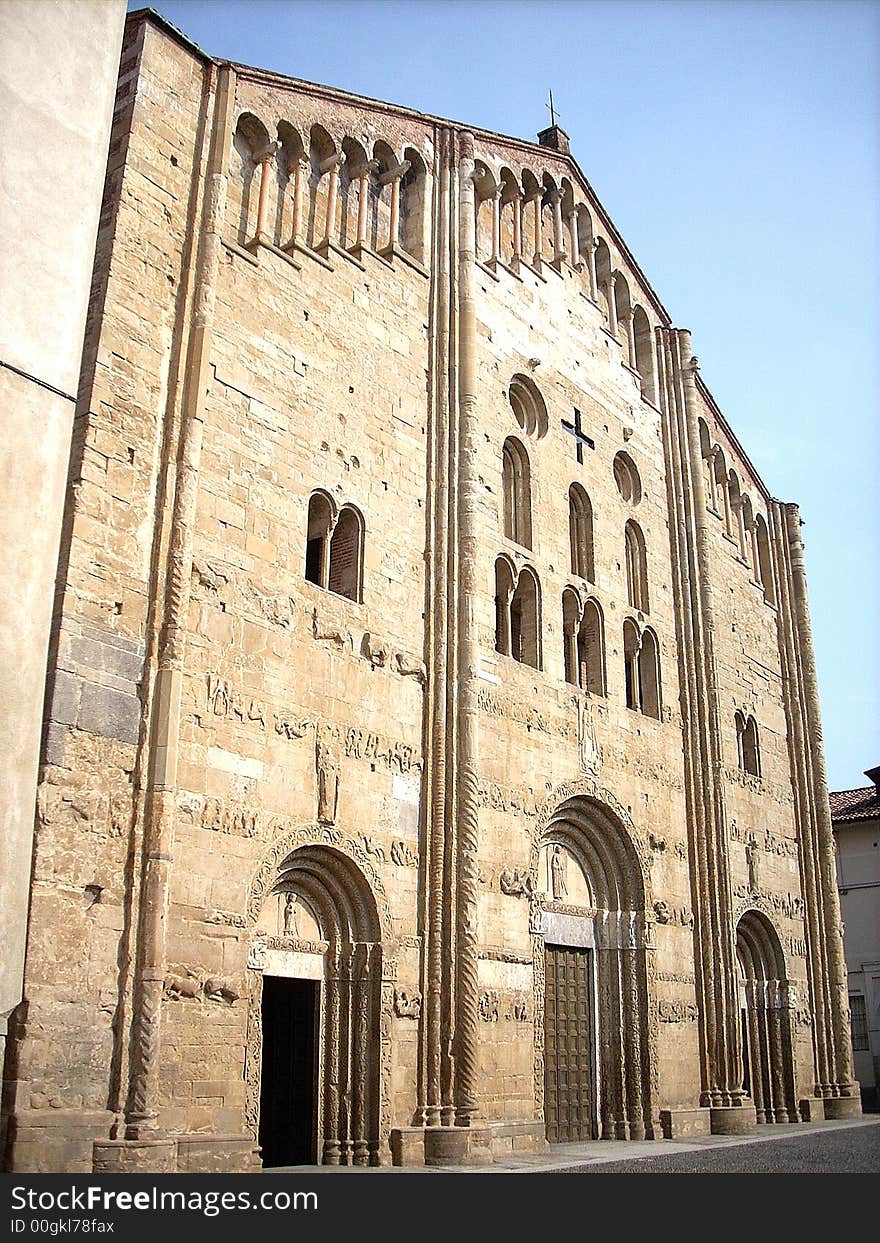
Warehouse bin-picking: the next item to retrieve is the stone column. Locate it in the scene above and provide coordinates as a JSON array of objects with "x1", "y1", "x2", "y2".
[
  {"x1": 783, "y1": 504, "x2": 860, "y2": 1114},
  {"x1": 124, "y1": 63, "x2": 237, "y2": 1143},
  {"x1": 586, "y1": 238, "x2": 599, "y2": 301},
  {"x1": 510, "y1": 192, "x2": 523, "y2": 262},
  {"x1": 454, "y1": 131, "x2": 481, "y2": 1126},
  {"x1": 319, "y1": 152, "x2": 344, "y2": 246},
  {"x1": 288, "y1": 156, "x2": 309, "y2": 245},
  {"x1": 620, "y1": 309, "x2": 637, "y2": 369},
  {"x1": 379, "y1": 160, "x2": 410, "y2": 251},
  {"x1": 352, "y1": 160, "x2": 378, "y2": 248},
  {"x1": 489, "y1": 188, "x2": 502, "y2": 263},
  {"x1": 566, "y1": 208, "x2": 580, "y2": 268},
  {"x1": 527, "y1": 191, "x2": 542, "y2": 265},
  {"x1": 549, "y1": 188, "x2": 565, "y2": 261},
  {"x1": 252, "y1": 142, "x2": 278, "y2": 243},
  {"x1": 606, "y1": 275, "x2": 619, "y2": 336}
]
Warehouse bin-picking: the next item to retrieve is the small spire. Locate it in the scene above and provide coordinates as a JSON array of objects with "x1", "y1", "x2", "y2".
[{"x1": 538, "y1": 89, "x2": 570, "y2": 153}]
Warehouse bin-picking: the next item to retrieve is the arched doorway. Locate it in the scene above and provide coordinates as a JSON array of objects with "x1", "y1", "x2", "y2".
[
  {"x1": 248, "y1": 844, "x2": 384, "y2": 1166},
  {"x1": 736, "y1": 910, "x2": 798, "y2": 1124},
  {"x1": 533, "y1": 795, "x2": 655, "y2": 1142}
]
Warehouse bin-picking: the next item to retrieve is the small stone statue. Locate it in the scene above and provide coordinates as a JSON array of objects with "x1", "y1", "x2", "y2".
[
  {"x1": 746, "y1": 835, "x2": 760, "y2": 892},
  {"x1": 551, "y1": 844, "x2": 568, "y2": 900},
  {"x1": 283, "y1": 891, "x2": 299, "y2": 936},
  {"x1": 316, "y1": 736, "x2": 339, "y2": 824}
]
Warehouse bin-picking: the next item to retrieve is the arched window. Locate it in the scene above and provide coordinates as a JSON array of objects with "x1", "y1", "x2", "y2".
[
  {"x1": 712, "y1": 448, "x2": 731, "y2": 530},
  {"x1": 754, "y1": 515, "x2": 775, "y2": 605},
  {"x1": 232, "y1": 112, "x2": 273, "y2": 245},
  {"x1": 580, "y1": 598, "x2": 606, "y2": 695},
  {"x1": 400, "y1": 148, "x2": 429, "y2": 263},
  {"x1": 562, "y1": 588, "x2": 581, "y2": 686},
  {"x1": 502, "y1": 436, "x2": 532, "y2": 548},
  {"x1": 633, "y1": 306, "x2": 656, "y2": 403},
  {"x1": 624, "y1": 520, "x2": 649, "y2": 613},
  {"x1": 638, "y1": 628, "x2": 661, "y2": 719},
  {"x1": 495, "y1": 557, "x2": 516, "y2": 657},
  {"x1": 508, "y1": 374, "x2": 548, "y2": 439},
  {"x1": 623, "y1": 620, "x2": 660, "y2": 717},
  {"x1": 499, "y1": 168, "x2": 522, "y2": 264},
  {"x1": 698, "y1": 419, "x2": 716, "y2": 511},
  {"x1": 474, "y1": 162, "x2": 498, "y2": 263},
  {"x1": 623, "y1": 618, "x2": 640, "y2": 711},
  {"x1": 496, "y1": 558, "x2": 540, "y2": 669},
  {"x1": 305, "y1": 493, "x2": 363, "y2": 602},
  {"x1": 328, "y1": 506, "x2": 363, "y2": 601},
  {"x1": 308, "y1": 124, "x2": 338, "y2": 250},
  {"x1": 594, "y1": 239, "x2": 614, "y2": 331},
  {"x1": 568, "y1": 483, "x2": 594, "y2": 581},
  {"x1": 305, "y1": 491, "x2": 333, "y2": 587},
  {"x1": 737, "y1": 712, "x2": 761, "y2": 777},
  {"x1": 728, "y1": 473, "x2": 748, "y2": 560},
  {"x1": 613, "y1": 451, "x2": 642, "y2": 505},
  {"x1": 511, "y1": 567, "x2": 541, "y2": 668}
]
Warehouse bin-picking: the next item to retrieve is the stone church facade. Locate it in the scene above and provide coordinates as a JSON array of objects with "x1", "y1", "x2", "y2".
[{"x1": 2, "y1": 10, "x2": 860, "y2": 1172}]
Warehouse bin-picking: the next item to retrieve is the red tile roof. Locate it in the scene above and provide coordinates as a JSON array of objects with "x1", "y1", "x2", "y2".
[{"x1": 829, "y1": 784, "x2": 880, "y2": 824}]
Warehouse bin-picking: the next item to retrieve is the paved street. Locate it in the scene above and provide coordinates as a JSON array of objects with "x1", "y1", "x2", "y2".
[{"x1": 550, "y1": 1118, "x2": 880, "y2": 1174}]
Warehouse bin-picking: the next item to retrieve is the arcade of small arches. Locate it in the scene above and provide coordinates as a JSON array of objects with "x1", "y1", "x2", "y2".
[
  {"x1": 472, "y1": 161, "x2": 658, "y2": 404},
  {"x1": 698, "y1": 419, "x2": 775, "y2": 606},
  {"x1": 231, "y1": 111, "x2": 430, "y2": 268}
]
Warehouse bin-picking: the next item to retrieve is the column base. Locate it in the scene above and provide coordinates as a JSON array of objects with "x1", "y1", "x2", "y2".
[
  {"x1": 709, "y1": 1104, "x2": 757, "y2": 1135},
  {"x1": 393, "y1": 1120, "x2": 548, "y2": 1167},
  {"x1": 659, "y1": 1107, "x2": 712, "y2": 1139},
  {"x1": 5, "y1": 1109, "x2": 115, "y2": 1173},
  {"x1": 822, "y1": 1093, "x2": 862, "y2": 1120},
  {"x1": 93, "y1": 1138, "x2": 177, "y2": 1174},
  {"x1": 799, "y1": 1096, "x2": 826, "y2": 1122}
]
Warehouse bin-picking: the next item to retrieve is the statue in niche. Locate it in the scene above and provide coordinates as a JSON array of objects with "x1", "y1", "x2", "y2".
[
  {"x1": 316, "y1": 735, "x2": 339, "y2": 824},
  {"x1": 282, "y1": 892, "x2": 299, "y2": 936},
  {"x1": 576, "y1": 696, "x2": 601, "y2": 777},
  {"x1": 746, "y1": 835, "x2": 760, "y2": 893},
  {"x1": 550, "y1": 845, "x2": 568, "y2": 900}
]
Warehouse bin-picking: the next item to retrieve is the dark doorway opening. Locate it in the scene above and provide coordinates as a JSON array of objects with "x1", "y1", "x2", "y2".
[
  {"x1": 259, "y1": 975, "x2": 319, "y2": 1167},
  {"x1": 544, "y1": 943, "x2": 597, "y2": 1142}
]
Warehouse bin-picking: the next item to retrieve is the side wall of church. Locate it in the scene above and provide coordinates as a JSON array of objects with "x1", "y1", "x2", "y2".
[
  {"x1": 6, "y1": 22, "x2": 213, "y2": 1170},
  {"x1": 694, "y1": 391, "x2": 815, "y2": 1089}
]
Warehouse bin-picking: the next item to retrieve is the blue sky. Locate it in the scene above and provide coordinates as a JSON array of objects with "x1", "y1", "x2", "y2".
[{"x1": 137, "y1": 0, "x2": 879, "y2": 790}]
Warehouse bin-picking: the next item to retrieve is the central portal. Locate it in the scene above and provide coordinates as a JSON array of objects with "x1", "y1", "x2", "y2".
[
  {"x1": 259, "y1": 976, "x2": 319, "y2": 1167},
  {"x1": 543, "y1": 943, "x2": 596, "y2": 1142}
]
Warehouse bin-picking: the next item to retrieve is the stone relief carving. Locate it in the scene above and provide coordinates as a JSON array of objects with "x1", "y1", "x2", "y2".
[
  {"x1": 343, "y1": 726, "x2": 422, "y2": 774},
  {"x1": 393, "y1": 651, "x2": 427, "y2": 684},
  {"x1": 390, "y1": 838, "x2": 419, "y2": 868},
  {"x1": 499, "y1": 866, "x2": 535, "y2": 898},
  {"x1": 658, "y1": 1000, "x2": 699, "y2": 1024},
  {"x1": 362, "y1": 632, "x2": 391, "y2": 668},
  {"x1": 393, "y1": 989, "x2": 422, "y2": 1019},
  {"x1": 247, "y1": 939, "x2": 267, "y2": 971},
  {"x1": 550, "y1": 844, "x2": 568, "y2": 899},
  {"x1": 477, "y1": 686, "x2": 575, "y2": 741},
  {"x1": 205, "y1": 908, "x2": 246, "y2": 929},
  {"x1": 192, "y1": 559, "x2": 230, "y2": 594},
  {"x1": 746, "y1": 834, "x2": 760, "y2": 892},
  {"x1": 575, "y1": 695, "x2": 601, "y2": 776},
  {"x1": 649, "y1": 832, "x2": 666, "y2": 853},
  {"x1": 312, "y1": 608, "x2": 352, "y2": 650},
  {"x1": 165, "y1": 969, "x2": 241, "y2": 1004},
  {"x1": 478, "y1": 991, "x2": 500, "y2": 1022},
  {"x1": 316, "y1": 735, "x2": 340, "y2": 825},
  {"x1": 653, "y1": 899, "x2": 671, "y2": 925},
  {"x1": 282, "y1": 892, "x2": 299, "y2": 935},
  {"x1": 274, "y1": 712, "x2": 312, "y2": 739}
]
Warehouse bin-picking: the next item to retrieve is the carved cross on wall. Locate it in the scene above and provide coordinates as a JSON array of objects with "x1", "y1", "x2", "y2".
[{"x1": 561, "y1": 408, "x2": 594, "y2": 464}]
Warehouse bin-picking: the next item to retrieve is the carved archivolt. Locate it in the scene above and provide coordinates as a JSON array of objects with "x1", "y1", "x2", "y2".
[
  {"x1": 529, "y1": 792, "x2": 657, "y2": 1140},
  {"x1": 244, "y1": 829, "x2": 398, "y2": 1166}
]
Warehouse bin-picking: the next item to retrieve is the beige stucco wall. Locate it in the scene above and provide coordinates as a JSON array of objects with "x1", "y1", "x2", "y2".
[{"x1": 0, "y1": 0, "x2": 126, "y2": 1048}]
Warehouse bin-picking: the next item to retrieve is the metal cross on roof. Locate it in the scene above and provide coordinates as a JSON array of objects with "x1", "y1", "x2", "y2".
[{"x1": 546, "y1": 89, "x2": 561, "y2": 128}]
